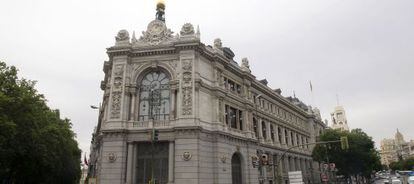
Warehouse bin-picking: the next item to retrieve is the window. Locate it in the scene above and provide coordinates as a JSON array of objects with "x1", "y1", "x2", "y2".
[
  {"x1": 306, "y1": 138, "x2": 309, "y2": 149},
  {"x1": 224, "y1": 77, "x2": 242, "y2": 95},
  {"x1": 285, "y1": 129, "x2": 289, "y2": 145},
  {"x1": 291, "y1": 132, "x2": 295, "y2": 145},
  {"x1": 253, "y1": 117, "x2": 258, "y2": 138},
  {"x1": 225, "y1": 104, "x2": 243, "y2": 130},
  {"x1": 138, "y1": 71, "x2": 170, "y2": 121},
  {"x1": 296, "y1": 134, "x2": 300, "y2": 146},
  {"x1": 238, "y1": 110, "x2": 243, "y2": 130},
  {"x1": 270, "y1": 125, "x2": 275, "y2": 142},
  {"x1": 278, "y1": 127, "x2": 282, "y2": 143},
  {"x1": 262, "y1": 121, "x2": 267, "y2": 139}
]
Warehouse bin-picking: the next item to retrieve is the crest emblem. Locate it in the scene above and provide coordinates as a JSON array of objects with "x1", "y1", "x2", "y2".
[{"x1": 139, "y1": 20, "x2": 173, "y2": 45}]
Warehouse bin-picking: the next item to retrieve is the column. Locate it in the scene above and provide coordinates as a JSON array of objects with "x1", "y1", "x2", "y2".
[
  {"x1": 301, "y1": 159, "x2": 306, "y2": 173},
  {"x1": 281, "y1": 127, "x2": 286, "y2": 145},
  {"x1": 266, "y1": 122, "x2": 271, "y2": 142},
  {"x1": 287, "y1": 130, "x2": 292, "y2": 146},
  {"x1": 126, "y1": 143, "x2": 134, "y2": 184},
  {"x1": 168, "y1": 141, "x2": 175, "y2": 184},
  {"x1": 132, "y1": 144, "x2": 138, "y2": 184},
  {"x1": 129, "y1": 92, "x2": 136, "y2": 121},
  {"x1": 284, "y1": 156, "x2": 289, "y2": 173},
  {"x1": 275, "y1": 124, "x2": 280, "y2": 144},
  {"x1": 170, "y1": 89, "x2": 176, "y2": 120},
  {"x1": 293, "y1": 132, "x2": 297, "y2": 147},
  {"x1": 258, "y1": 118, "x2": 263, "y2": 140}
]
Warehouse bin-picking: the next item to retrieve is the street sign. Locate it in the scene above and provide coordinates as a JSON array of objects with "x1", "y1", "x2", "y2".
[
  {"x1": 289, "y1": 171, "x2": 304, "y2": 184},
  {"x1": 323, "y1": 163, "x2": 329, "y2": 171},
  {"x1": 329, "y1": 163, "x2": 336, "y2": 170},
  {"x1": 321, "y1": 173, "x2": 329, "y2": 182}
]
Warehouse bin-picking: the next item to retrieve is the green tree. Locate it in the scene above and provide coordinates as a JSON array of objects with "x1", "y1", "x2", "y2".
[
  {"x1": 390, "y1": 157, "x2": 414, "y2": 171},
  {"x1": 312, "y1": 129, "x2": 381, "y2": 182},
  {"x1": 0, "y1": 61, "x2": 81, "y2": 183}
]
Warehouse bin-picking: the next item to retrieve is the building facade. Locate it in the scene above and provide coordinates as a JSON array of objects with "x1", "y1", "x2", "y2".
[
  {"x1": 329, "y1": 106, "x2": 349, "y2": 131},
  {"x1": 380, "y1": 129, "x2": 414, "y2": 167},
  {"x1": 88, "y1": 9, "x2": 326, "y2": 184}
]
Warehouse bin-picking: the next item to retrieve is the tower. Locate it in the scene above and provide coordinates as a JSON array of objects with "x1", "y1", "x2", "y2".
[{"x1": 330, "y1": 105, "x2": 349, "y2": 131}]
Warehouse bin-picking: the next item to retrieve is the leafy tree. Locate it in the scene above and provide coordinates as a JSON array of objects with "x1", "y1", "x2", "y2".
[
  {"x1": 312, "y1": 129, "x2": 381, "y2": 182},
  {"x1": 0, "y1": 61, "x2": 81, "y2": 183},
  {"x1": 390, "y1": 157, "x2": 414, "y2": 171}
]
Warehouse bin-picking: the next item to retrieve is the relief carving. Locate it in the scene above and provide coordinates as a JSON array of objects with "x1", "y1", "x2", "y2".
[
  {"x1": 110, "y1": 65, "x2": 124, "y2": 119},
  {"x1": 110, "y1": 92, "x2": 122, "y2": 119},
  {"x1": 139, "y1": 20, "x2": 173, "y2": 45},
  {"x1": 181, "y1": 59, "x2": 193, "y2": 115}
]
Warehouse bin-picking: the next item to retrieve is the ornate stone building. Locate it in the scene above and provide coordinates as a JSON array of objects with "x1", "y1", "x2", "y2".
[
  {"x1": 380, "y1": 129, "x2": 414, "y2": 167},
  {"x1": 88, "y1": 5, "x2": 326, "y2": 184}
]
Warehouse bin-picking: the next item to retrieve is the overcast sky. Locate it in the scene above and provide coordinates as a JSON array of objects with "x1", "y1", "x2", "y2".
[{"x1": 1, "y1": 0, "x2": 413, "y2": 154}]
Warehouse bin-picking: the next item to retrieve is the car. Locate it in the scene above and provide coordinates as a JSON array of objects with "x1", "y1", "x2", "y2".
[
  {"x1": 408, "y1": 176, "x2": 414, "y2": 184},
  {"x1": 390, "y1": 177, "x2": 402, "y2": 184}
]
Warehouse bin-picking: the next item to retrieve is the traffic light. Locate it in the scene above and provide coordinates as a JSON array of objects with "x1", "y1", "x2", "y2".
[
  {"x1": 340, "y1": 136, "x2": 349, "y2": 150},
  {"x1": 153, "y1": 129, "x2": 159, "y2": 142}
]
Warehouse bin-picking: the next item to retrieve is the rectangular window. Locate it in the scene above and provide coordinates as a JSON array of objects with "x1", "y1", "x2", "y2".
[
  {"x1": 270, "y1": 125, "x2": 275, "y2": 141},
  {"x1": 225, "y1": 104, "x2": 243, "y2": 130},
  {"x1": 285, "y1": 130, "x2": 289, "y2": 145},
  {"x1": 229, "y1": 106, "x2": 237, "y2": 129},
  {"x1": 238, "y1": 110, "x2": 243, "y2": 130},
  {"x1": 236, "y1": 84, "x2": 241, "y2": 94},
  {"x1": 225, "y1": 105, "x2": 229, "y2": 125},
  {"x1": 253, "y1": 118, "x2": 258, "y2": 138},
  {"x1": 278, "y1": 127, "x2": 282, "y2": 142}
]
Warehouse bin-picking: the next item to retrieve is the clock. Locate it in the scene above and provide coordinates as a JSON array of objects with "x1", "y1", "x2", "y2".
[{"x1": 147, "y1": 20, "x2": 166, "y2": 35}]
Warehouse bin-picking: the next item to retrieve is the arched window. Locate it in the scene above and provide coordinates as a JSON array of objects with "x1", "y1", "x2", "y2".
[{"x1": 138, "y1": 71, "x2": 170, "y2": 121}]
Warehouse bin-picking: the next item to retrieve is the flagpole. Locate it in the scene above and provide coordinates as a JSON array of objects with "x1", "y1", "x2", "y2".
[{"x1": 309, "y1": 81, "x2": 315, "y2": 107}]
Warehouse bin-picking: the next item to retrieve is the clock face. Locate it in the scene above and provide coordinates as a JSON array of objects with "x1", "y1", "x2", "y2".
[{"x1": 148, "y1": 20, "x2": 165, "y2": 35}]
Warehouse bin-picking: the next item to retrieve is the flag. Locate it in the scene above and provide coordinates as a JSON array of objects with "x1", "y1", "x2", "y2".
[
  {"x1": 309, "y1": 81, "x2": 313, "y2": 92},
  {"x1": 84, "y1": 153, "x2": 88, "y2": 166}
]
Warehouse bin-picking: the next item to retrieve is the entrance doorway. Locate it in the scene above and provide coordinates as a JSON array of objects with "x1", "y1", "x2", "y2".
[
  {"x1": 231, "y1": 153, "x2": 242, "y2": 184},
  {"x1": 135, "y1": 142, "x2": 169, "y2": 184}
]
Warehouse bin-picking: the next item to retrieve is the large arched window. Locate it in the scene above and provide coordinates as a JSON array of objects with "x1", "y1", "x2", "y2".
[{"x1": 138, "y1": 71, "x2": 170, "y2": 121}]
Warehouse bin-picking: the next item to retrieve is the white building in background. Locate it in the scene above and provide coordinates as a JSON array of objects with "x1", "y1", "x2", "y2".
[
  {"x1": 330, "y1": 106, "x2": 349, "y2": 131},
  {"x1": 380, "y1": 129, "x2": 414, "y2": 167}
]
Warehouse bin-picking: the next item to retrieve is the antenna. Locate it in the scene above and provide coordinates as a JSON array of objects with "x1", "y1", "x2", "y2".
[{"x1": 336, "y1": 94, "x2": 340, "y2": 105}]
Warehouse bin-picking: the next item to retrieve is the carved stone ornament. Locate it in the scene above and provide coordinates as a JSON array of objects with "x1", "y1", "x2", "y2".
[
  {"x1": 182, "y1": 152, "x2": 192, "y2": 161},
  {"x1": 214, "y1": 38, "x2": 222, "y2": 50},
  {"x1": 139, "y1": 20, "x2": 173, "y2": 45},
  {"x1": 241, "y1": 57, "x2": 251, "y2": 72},
  {"x1": 181, "y1": 59, "x2": 193, "y2": 115},
  {"x1": 180, "y1": 23, "x2": 195, "y2": 36},
  {"x1": 220, "y1": 155, "x2": 227, "y2": 163},
  {"x1": 115, "y1": 30, "x2": 130, "y2": 42},
  {"x1": 110, "y1": 65, "x2": 124, "y2": 119},
  {"x1": 107, "y1": 152, "x2": 117, "y2": 162}
]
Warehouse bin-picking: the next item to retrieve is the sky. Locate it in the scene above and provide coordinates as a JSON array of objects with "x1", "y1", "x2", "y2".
[{"x1": 1, "y1": 0, "x2": 413, "y2": 154}]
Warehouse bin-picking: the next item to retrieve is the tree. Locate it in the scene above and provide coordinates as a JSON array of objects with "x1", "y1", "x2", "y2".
[
  {"x1": 312, "y1": 129, "x2": 381, "y2": 182},
  {"x1": 390, "y1": 157, "x2": 414, "y2": 171},
  {"x1": 0, "y1": 61, "x2": 81, "y2": 183}
]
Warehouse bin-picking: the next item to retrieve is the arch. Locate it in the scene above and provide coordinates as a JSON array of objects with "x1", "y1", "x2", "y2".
[
  {"x1": 132, "y1": 61, "x2": 176, "y2": 84},
  {"x1": 231, "y1": 152, "x2": 243, "y2": 184},
  {"x1": 137, "y1": 69, "x2": 171, "y2": 121}
]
